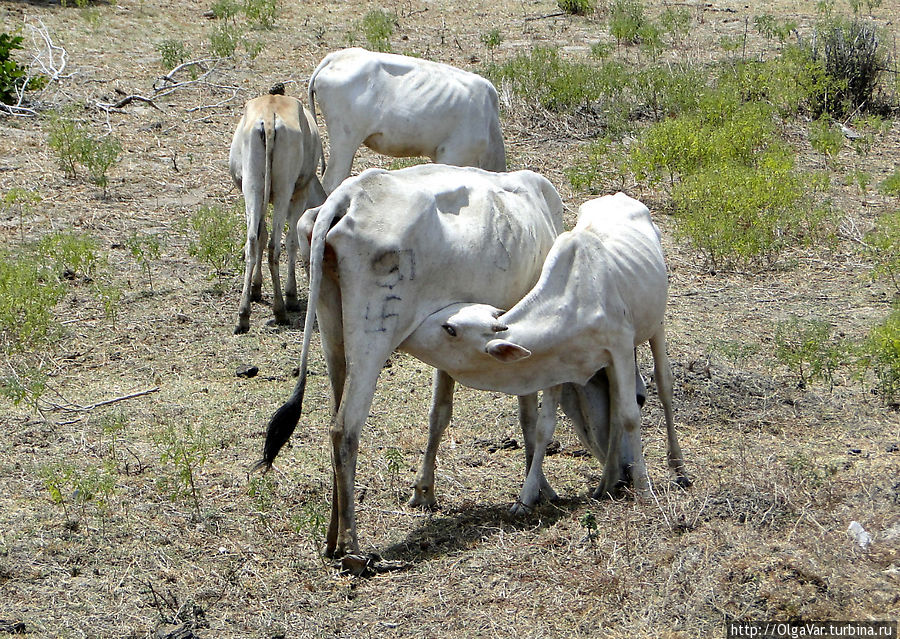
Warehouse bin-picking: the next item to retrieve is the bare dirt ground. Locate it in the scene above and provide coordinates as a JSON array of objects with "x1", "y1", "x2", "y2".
[{"x1": 0, "y1": 0, "x2": 898, "y2": 637}]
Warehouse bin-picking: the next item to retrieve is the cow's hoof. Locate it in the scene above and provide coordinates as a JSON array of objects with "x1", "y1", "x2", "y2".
[
  {"x1": 234, "y1": 323, "x2": 249, "y2": 335},
  {"x1": 250, "y1": 289, "x2": 263, "y2": 303},
  {"x1": 509, "y1": 499, "x2": 535, "y2": 516},
  {"x1": 408, "y1": 487, "x2": 437, "y2": 510},
  {"x1": 285, "y1": 297, "x2": 303, "y2": 312},
  {"x1": 674, "y1": 475, "x2": 693, "y2": 489}
]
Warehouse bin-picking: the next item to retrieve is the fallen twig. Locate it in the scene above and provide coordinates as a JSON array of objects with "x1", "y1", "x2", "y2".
[{"x1": 46, "y1": 386, "x2": 160, "y2": 413}]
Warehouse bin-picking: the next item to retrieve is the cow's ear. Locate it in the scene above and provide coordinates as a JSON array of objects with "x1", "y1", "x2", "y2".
[{"x1": 486, "y1": 339, "x2": 531, "y2": 363}]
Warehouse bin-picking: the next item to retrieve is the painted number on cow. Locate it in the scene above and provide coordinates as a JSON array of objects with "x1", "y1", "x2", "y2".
[{"x1": 365, "y1": 249, "x2": 416, "y2": 333}]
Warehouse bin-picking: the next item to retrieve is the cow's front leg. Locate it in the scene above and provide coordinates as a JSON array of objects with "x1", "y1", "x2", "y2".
[
  {"x1": 236, "y1": 205, "x2": 265, "y2": 334},
  {"x1": 517, "y1": 393, "x2": 557, "y2": 502},
  {"x1": 594, "y1": 346, "x2": 649, "y2": 499},
  {"x1": 409, "y1": 369, "x2": 455, "y2": 509},
  {"x1": 511, "y1": 385, "x2": 561, "y2": 515}
]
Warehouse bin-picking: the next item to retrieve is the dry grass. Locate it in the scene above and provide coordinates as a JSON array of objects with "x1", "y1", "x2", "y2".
[{"x1": 0, "y1": 0, "x2": 898, "y2": 637}]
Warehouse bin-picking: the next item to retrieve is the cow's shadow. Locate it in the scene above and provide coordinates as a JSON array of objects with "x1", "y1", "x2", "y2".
[{"x1": 377, "y1": 496, "x2": 589, "y2": 565}]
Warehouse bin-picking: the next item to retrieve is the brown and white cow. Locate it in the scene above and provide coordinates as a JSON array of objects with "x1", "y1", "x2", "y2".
[{"x1": 229, "y1": 90, "x2": 326, "y2": 334}]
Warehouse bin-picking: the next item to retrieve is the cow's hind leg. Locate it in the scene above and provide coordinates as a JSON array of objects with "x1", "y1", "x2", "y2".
[
  {"x1": 268, "y1": 189, "x2": 294, "y2": 325},
  {"x1": 409, "y1": 369, "x2": 455, "y2": 509},
  {"x1": 649, "y1": 328, "x2": 690, "y2": 487},
  {"x1": 236, "y1": 196, "x2": 266, "y2": 334}
]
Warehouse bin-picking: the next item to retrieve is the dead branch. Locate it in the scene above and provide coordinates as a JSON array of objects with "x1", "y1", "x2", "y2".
[
  {"x1": 27, "y1": 19, "x2": 71, "y2": 83},
  {"x1": 96, "y1": 94, "x2": 162, "y2": 112},
  {"x1": 525, "y1": 11, "x2": 566, "y2": 21},
  {"x1": 44, "y1": 387, "x2": 160, "y2": 413}
]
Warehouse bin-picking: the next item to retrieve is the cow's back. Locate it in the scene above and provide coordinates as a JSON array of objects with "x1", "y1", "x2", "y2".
[{"x1": 323, "y1": 165, "x2": 562, "y2": 343}]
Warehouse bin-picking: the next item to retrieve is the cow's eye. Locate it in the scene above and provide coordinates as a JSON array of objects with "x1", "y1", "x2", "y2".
[{"x1": 442, "y1": 323, "x2": 457, "y2": 337}]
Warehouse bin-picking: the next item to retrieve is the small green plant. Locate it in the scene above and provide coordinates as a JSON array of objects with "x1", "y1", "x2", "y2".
[
  {"x1": 808, "y1": 117, "x2": 843, "y2": 165},
  {"x1": 125, "y1": 232, "x2": 161, "y2": 292},
  {"x1": 660, "y1": 7, "x2": 692, "y2": 45},
  {"x1": 209, "y1": 23, "x2": 242, "y2": 57},
  {"x1": 754, "y1": 14, "x2": 797, "y2": 43},
  {"x1": 866, "y1": 209, "x2": 900, "y2": 294},
  {"x1": 860, "y1": 304, "x2": 900, "y2": 405},
  {"x1": 244, "y1": 0, "x2": 278, "y2": 29},
  {"x1": 210, "y1": 0, "x2": 240, "y2": 20},
  {"x1": 247, "y1": 475, "x2": 278, "y2": 516},
  {"x1": 481, "y1": 28, "x2": 503, "y2": 63},
  {"x1": 39, "y1": 461, "x2": 117, "y2": 526},
  {"x1": 292, "y1": 499, "x2": 329, "y2": 560},
  {"x1": 361, "y1": 9, "x2": 396, "y2": 53},
  {"x1": 774, "y1": 317, "x2": 847, "y2": 389},
  {"x1": 384, "y1": 447, "x2": 404, "y2": 502},
  {"x1": 2, "y1": 187, "x2": 41, "y2": 242},
  {"x1": 879, "y1": 169, "x2": 900, "y2": 197},
  {"x1": 185, "y1": 203, "x2": 243, "y2": 287},
  {"x1": 1, "y1": 32, "x2": 46, "y2": 105},
  {"x1": 0, "y1": 251, "x2": 64, "y2": 352},
  {"x1": 46, "y1": 111, "x2": 121, "y2": 193},
  {"x1": 36, "y1": 228, "x2": 103, "y2": 281},
  {"x1": 608, "y1": 0, "x2": 650, "y2": 46},
  {"x1": 154, "y1": 420, "x2": 210, "y2": 520},
  {"x1": 0, "y1": 365, "x2": 47, "y2": 411},
  {"x1": 558, "y1": 0, "x2": 594, "y2": 15},
  {"x1": 156, "y1": 39, "x2": 189, "y2": 70}
]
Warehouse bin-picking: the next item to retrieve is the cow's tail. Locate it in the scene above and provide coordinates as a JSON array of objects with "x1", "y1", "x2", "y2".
[
  {"x1": 251, "y1": 195, "x2": 341, "y2": 473},
  {"x1": 308, "y1": 53, "x2": 329, "y2": 125}
]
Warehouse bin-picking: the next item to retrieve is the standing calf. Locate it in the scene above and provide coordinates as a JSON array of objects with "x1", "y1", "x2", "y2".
[
  {"x1": 402, "y1": 193, "x2": 690, "y2": 502},
  {"x1": 229, "y1": 90, "x2": 326, "y2": 334},
  {"x1": 308, "y1": 48, "x2": 506, "y2": 193}
]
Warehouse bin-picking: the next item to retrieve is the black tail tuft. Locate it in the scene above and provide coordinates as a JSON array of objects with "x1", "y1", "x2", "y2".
[{"x1": 251, "y1": 376, "x2": 306, "y2": 472}]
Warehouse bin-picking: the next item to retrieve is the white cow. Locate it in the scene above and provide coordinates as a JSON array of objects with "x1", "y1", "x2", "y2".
[
  {"x1": 229, "y1": 90, "x2": 326, "y2": 334},
  {"x1": 401, "y1": 193, "x2": 690, "y2": 502},
  {"x1": 308, "y1": 48, "x2": 506, "y2": 194},
  {"x1": 254, "y1": 164, "x2": 563, "y2": 557}
]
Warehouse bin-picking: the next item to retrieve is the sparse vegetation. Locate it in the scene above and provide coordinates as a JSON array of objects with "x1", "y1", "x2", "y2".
[
  {"x1": 125, "y1": 232, "x2": 161, "y2": 292},
  {"x1": 185, "y1": 203, "x2": 244, "y2": 287},
  {"x1": 46, "y1": 110, "x2": 121, "y2": 194},
  {"x1": 156, "y1": 38, "x2": 189, "y2": 69},
  {"x1": 154, "y1": 420, "x2": 211, "y2": 520},
  {"x1": 360, "y1": 9, "x2": 396, "y2": 53},
  {"x1": 774, "y1": 317, "x2": 847, "y2": 389},
  {"x1": 3, "y1": 1, "x2": 899, "y2": 636},
  {"x1": 866, "y1": 209, "x2": 900, "y2": 293},
  {"x1": 558, "y1": 0, "x2": 594, "y2": 16}
]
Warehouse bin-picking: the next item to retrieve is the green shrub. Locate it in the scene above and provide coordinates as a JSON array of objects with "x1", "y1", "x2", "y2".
[
  {"x1": 36, "y1": 229, "x2": 103, "y2": 281},
  {"x1": 156, "y1": 39, "x2": 189, "y2": 70},
  {"x1": 155, "y1": 420, "x2": 210, "y2": 520},
  {"x1": 866, "y1": 209, "x2": 900, "y2": 294},
  {"x1": 186, "y1": 203, "x2": 243, "y2": 286},
  {"x1": 813, "y1": 17, "x2": 885, "y2": 116},
  {"x1": 558, "y1": 0, "x2": 594, "y2": 16},
  {"x1": 860, "y1": 304, "x2": 900, "y2": 404},
  {"x1": 608, "y1": 0, "x2": 645, "y2": 44},
  {"x1": 2, "y1": 188, "x2": 41, "y2": 242},
  {"x1": 481, "y1": 28, "x2": 503, "y2": 63},
  {"x1": 879, "y1": 169, "x2": 900, "y2": 197},
  {"x1": 125, "y1": 232, "x2": 162, "y2": 292},
  {"x1": 808, "y1": 117, "x2": 843, "y2": 163},
  {"x1": 244, "y1": 0, "x2": 278, "y2": 29},
  {"x1": 774, "y1": 316, "x2": 847, "y2": 389},
  {"x1": 361, "y1": 9, "x2": 396, "y2": 53},
  {"x1": 672, "y1": 156, "x2": 825, "y2": 270},
  {"x1": 754, "y1": 14, "x2": 797, "y2": 43},
  {"x1": 209, "y1": 22, "x2": 242, "y2": 57},
  {"x1": 660, "y1": 7, "x2": 692, "y2": 44},
  {"x1": 485, "y1": 47, "x2": 628, "y2": 113},
  {"x1": 210, "y1": 0, "x2": 240, "y2": 20},
  {"x1": 0, "y1": 253, "x2": 64, "y2": 352},
  {"x1": 631, "y1": 64, "x2": 704, "y2": 120},
  {"x1": 46, "y1": 111, "x2": 121, "y2": 192}
]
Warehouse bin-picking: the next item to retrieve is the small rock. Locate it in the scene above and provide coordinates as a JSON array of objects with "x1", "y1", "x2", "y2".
[
  {"x1": 236, "y1": 365, "x2": 259, "y2": 378},
  {"x1": 848, "y1": 520, "x2": 873, "y2": 549}
]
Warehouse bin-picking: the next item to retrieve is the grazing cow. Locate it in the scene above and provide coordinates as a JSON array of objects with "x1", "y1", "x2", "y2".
[
  {"x1": 308, "y1": 48, "x2": 506, "y2": 194},
  {"x1": 401, "y1": 193, "x2": 690, "y2": 502},
  {"x1": 255, "y1": 164, "x2": 563, "y2": 557},
  {"x1": 229, "y1": 89, "x2": 326, "y2": 334}
]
